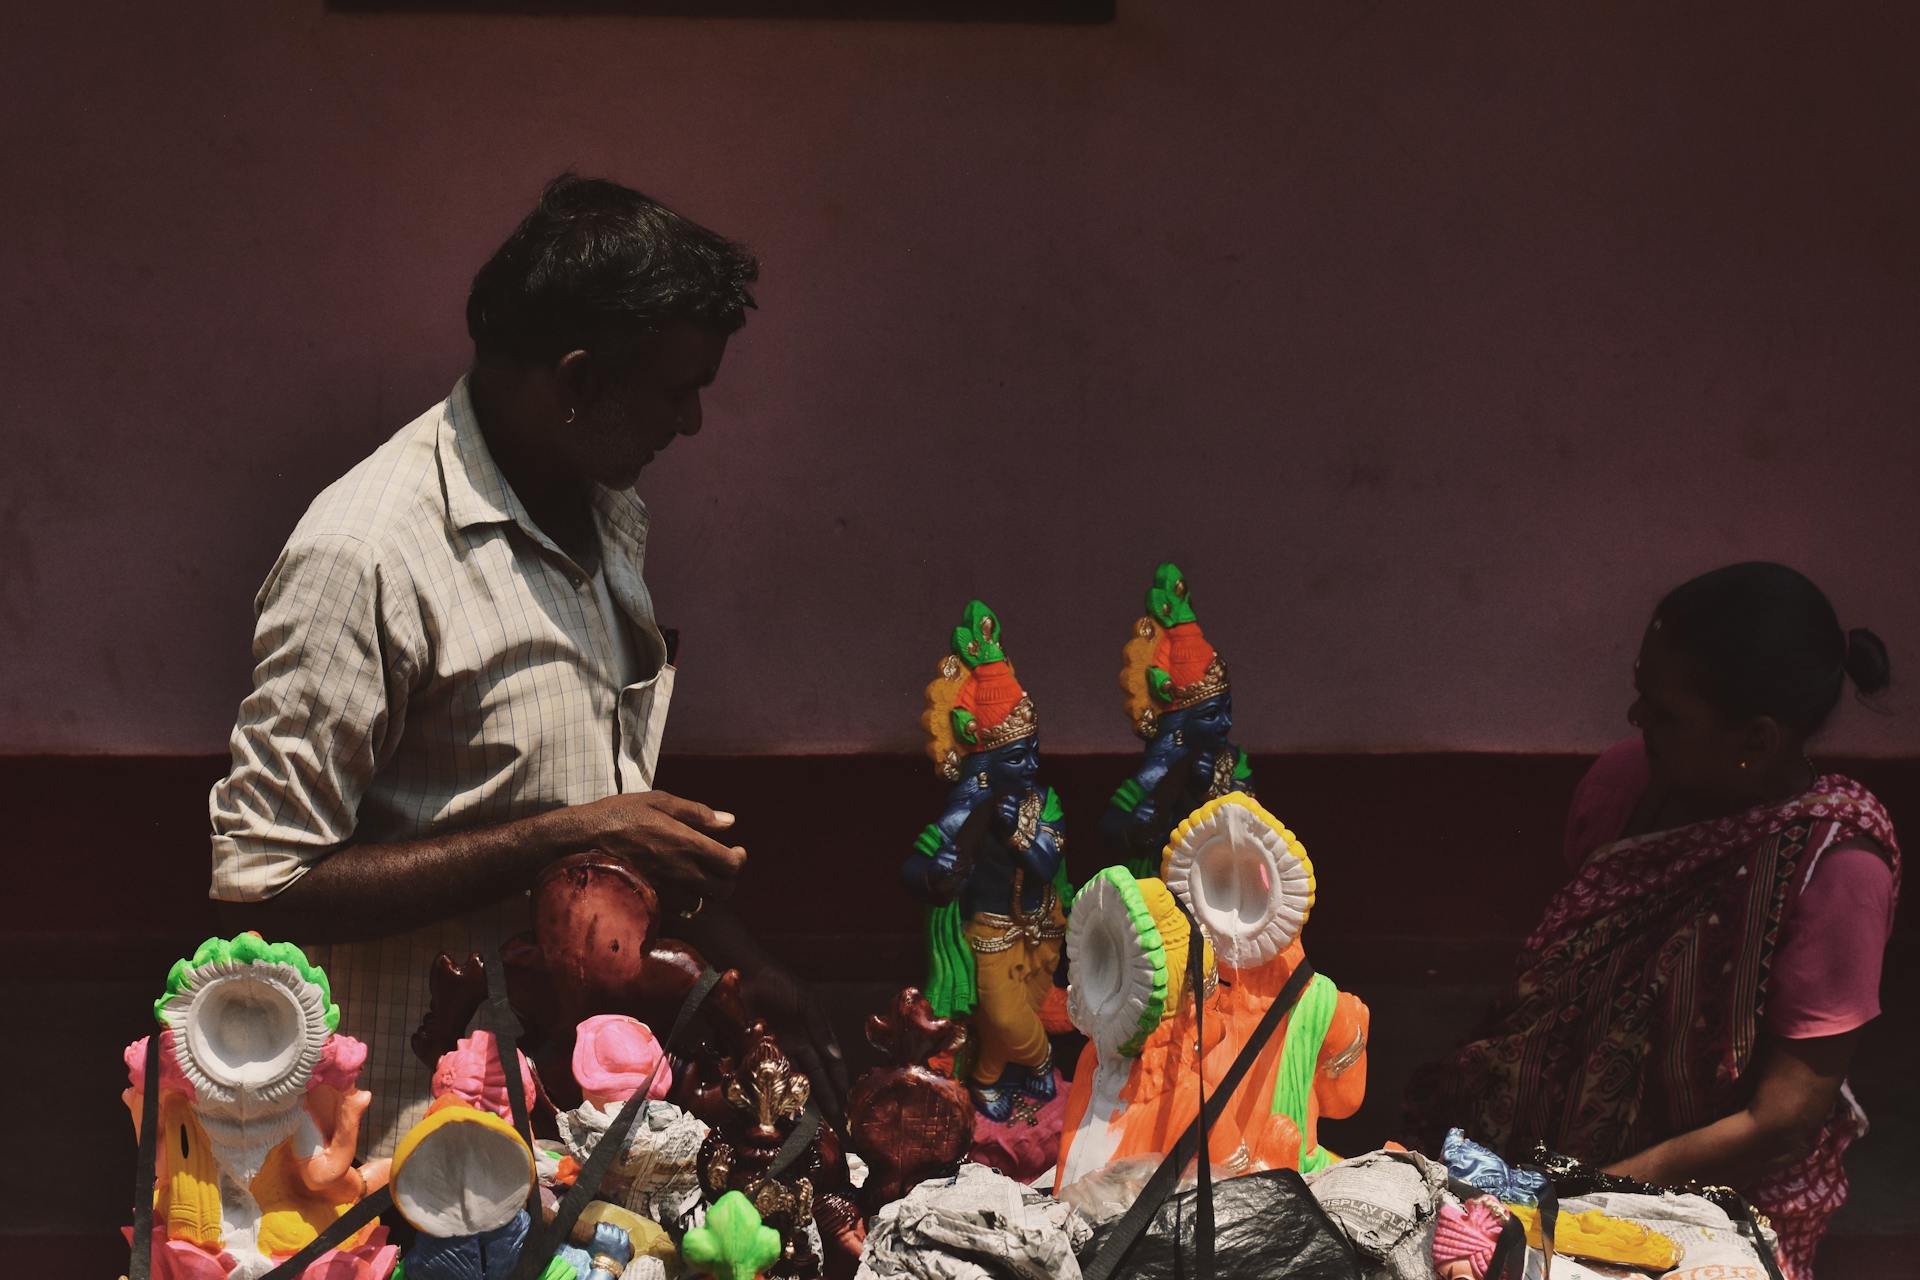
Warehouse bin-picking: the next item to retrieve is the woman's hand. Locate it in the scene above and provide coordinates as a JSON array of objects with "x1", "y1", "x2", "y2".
[{"x1": 1601, "y1": 1031, "x2": 1855, "y2": 1187}]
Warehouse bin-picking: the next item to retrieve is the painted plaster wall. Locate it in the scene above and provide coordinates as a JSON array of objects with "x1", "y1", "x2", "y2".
[{"x1": 2, "y1": 2, "x2": 1915, "y2": 755}]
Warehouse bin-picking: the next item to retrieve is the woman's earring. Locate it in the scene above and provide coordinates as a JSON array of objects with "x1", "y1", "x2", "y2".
[
  {"x1": 564, "y1": 407, "x2": 577, "y2": 425},
  {"x1": 1738, "y1": 760, "x2": 1749, "y2": 770}
]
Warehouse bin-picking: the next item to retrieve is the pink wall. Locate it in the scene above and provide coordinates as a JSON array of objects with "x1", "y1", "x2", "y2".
[{"x1": 2, "y1": 2, "x2": 1915, "y2": 756}]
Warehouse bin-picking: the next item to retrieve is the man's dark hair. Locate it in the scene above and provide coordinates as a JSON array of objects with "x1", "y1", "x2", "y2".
[
  {"x1": 467, "y1": 173, "x2": 759, "y2": 366},
  {"x1": 1656, "y1": 561, "x2": 1891, "y2": 737}
]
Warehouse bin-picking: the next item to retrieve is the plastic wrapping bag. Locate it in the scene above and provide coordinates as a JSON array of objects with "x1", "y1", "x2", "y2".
[
  {"x1": 856, "y1": 1162, "x2": 1093, "y2": 1280},
  {"x1": 1056, "y1": 1153, "x2": 1263, "y2": 1227},
  {"x1": 1307, "y1": 1149, "x2": 1452, "y2": 1280},
  {"x1": 1077, "y1": 1168, "x2": 1362, "y2": 1280}
]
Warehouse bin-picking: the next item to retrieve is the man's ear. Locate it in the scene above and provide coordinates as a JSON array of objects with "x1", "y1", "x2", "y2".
[{"x1": 554, "y1": 348, "x2": 602, "y2": 414}]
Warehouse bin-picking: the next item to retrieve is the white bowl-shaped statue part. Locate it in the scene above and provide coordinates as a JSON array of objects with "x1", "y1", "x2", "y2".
[
  {"x1": 1066, "y1": 868, "x2": 1169, "y2": 1058},
  {"x1": 392, "y1": 1106, "x2": 535, "y2": 1238},
  {"x1": 1162, "y1": 793, "x2": 1314, "y2": 971},
  {"x1": 182, "y1": 973, "x2": 311, "y2": 1094},
  {"x1": 165, "y1": 960, "x2": 333, "y2": 1112}
]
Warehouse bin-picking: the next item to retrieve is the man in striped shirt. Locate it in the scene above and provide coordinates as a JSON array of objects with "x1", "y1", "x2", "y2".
[{"x1": 209, "y1": 175, "x2": 845, "y2": 1153}]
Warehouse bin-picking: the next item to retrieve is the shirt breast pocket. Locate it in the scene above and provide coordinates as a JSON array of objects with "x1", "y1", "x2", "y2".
[{"x1": 617, "y1": 663, "x2": 675, "y2": 793}]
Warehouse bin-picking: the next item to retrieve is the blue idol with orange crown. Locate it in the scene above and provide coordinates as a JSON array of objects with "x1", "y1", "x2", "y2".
[
  {"x1": 1102, "y1": 563, "x2": 1257, "y2": 877},
  {"x1": 902, "y1": 601, "x2": 1075, "y2": 1132}
]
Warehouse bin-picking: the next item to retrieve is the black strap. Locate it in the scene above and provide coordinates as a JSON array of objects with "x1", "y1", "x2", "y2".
[
  {"x1": 1530, "y1": 1171, "x2": 1557, "y2": 1279},
  {"x1": 1732, "y1": 1197, "x2": 1789, "y2": 1280},
  {"x1": 482, "y1": 940, "x2": 538, "y2": 1166},
  {"x1": 1488, "y1": 1212, "x2": 1528, "y2": 1280},
  {"x1": 258, "y1": 1186, "x2": 396, "y2": 1280},
  {"x1": 511, "y1": 964, "x2": 725, "y2": 1280},
  {"x1": 1171, "y1": 899, "x2": 1215, "y2": 1280},
  {"x1": 1080, "y1": 958, "x2": 1318, "y2": 1280},
  {"x1": 127, "y1": 1031, "x2": 162, "y2": 1280},
  {"x1": 1476, "y1": 1178, "x2": 1552, "y2": 1280},
  {"x1": 763, "y1": 1097, "x2": 825, "y2": 1183}
]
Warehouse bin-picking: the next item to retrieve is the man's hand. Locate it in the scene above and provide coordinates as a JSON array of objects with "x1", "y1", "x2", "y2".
[
  {"x1": 743, "y1": 964, "x2": 850, "y2": 1126},
  {"x1": 583, "y1": 790, "x2": 747, "y2": 897},
  {"x1": 223, "y1": 789, "x2": 747, "y2": 944}
]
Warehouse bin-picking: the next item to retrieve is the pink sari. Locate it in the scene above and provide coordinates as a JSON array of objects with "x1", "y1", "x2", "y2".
[{"x1": 1409, "y1": 775, "x2": 1899, "y2": 1278}]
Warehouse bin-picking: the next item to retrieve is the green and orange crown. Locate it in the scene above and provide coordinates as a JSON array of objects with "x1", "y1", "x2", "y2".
[
  {"x1": 1119, "y1": 563, "x2": 1230, "y2": 738},
  {"x1": 922, "y1": 601, "x2": 1039, "y2": 780}
]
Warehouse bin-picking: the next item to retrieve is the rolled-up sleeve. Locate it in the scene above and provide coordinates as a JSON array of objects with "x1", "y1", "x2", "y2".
[{"x1": 210, "y1": 532, "x2": 414, "y2": 902}]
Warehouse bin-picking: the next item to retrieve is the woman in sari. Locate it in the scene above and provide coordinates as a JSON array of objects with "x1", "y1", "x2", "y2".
[{"x1": 1407, "y1": 562, "x2": 1899, "y2": 1278}]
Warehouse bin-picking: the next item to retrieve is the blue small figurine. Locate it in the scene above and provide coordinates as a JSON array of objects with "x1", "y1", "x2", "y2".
[
  {"x1": 1102, "y1": 563, "x2": 1255, "y2": 878},
  {"x1": 562, "y1": 1222, "x2": 636, "y2": 1280},
  {"x1": 1443, "y1": 1128, "x2": 1550, "y2": 1206}
]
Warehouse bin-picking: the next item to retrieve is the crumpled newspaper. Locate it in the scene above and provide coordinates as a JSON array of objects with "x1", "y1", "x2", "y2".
[
  {"x1": 1055, "y1": 1153, "x2": 1161, "y2": 1226},
  {"x1": 1306, "y1": 1148, "x2": 1451, "y2": 1280},
  {"x1": 1522, "y1": 1191, "x2": 1779, "y2": 1279},
  {"x1": 856, "y1": 1162, "x2": 1093, "y2": 1280},
  {"x1": 554, "y1": 1096, "x2": 710, "y2": 1227}
]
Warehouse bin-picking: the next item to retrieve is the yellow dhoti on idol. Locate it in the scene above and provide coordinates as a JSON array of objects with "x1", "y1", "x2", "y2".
[{"x1": 963, "y1": 888, "x2": 1067, "y2": 1087}]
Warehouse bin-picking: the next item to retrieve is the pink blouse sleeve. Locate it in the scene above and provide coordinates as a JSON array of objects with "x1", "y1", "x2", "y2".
[
  {"x1": 1563, "y1": 738, "x2": 1651, "y2": 871},
  {"x1": 1766, "y1": 841, "x2": 1897, "y2": 1039}
]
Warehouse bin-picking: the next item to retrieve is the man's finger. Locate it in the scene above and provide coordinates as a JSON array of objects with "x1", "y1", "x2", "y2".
[
  {"x1": 648, "y1": 790, "x2": 737, "y2": 834},
  {"x1": 641, "y1": 842, "x2": 743, "y2": 899},
  {"x1": 659, "y1": 821, "x2": 748, "y2": 881}
]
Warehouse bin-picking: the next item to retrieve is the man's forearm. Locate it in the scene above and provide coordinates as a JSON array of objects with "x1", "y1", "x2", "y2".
[{"x1": 217, "y1": 804, "x2": 604, "y2": 942}]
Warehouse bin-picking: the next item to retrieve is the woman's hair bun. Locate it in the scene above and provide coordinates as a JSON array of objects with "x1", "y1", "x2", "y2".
[{"x1": 1845, "y1": 627, "x2": 1892, "y2": 697}]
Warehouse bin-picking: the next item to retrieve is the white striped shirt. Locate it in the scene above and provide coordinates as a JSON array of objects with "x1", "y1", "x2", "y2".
[{"x1": 209, "y1": 377, "x2": 674, "y2": 1152}]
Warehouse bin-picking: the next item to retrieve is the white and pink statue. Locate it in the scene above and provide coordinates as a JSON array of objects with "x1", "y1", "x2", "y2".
[
  {"x1": 549, "y1": 1014, "x2": 708, "y2": 1231},
  {"x1": 122, "y1": 933, "x2": 397, "y2": 1280}
]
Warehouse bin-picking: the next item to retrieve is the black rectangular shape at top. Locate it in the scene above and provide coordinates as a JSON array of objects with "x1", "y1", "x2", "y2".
[{"x1": 326, "y1": 0, "x2": 1114, "y2": 21}]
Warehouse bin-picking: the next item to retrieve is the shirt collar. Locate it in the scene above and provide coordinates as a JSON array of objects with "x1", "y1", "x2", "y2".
[{"x1": 438, "y1": 376, "x2": 651, "y2": 560}]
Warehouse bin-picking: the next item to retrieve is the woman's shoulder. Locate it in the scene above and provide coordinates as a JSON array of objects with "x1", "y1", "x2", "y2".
[
  {"x1": 1814, "y1": 772, "x2": 1903, "y2": 862},
  {"x1": 1769, "y1": 836, "x2": 1898, "y2": 1039},
  {"x1": 1562, "y1": 738, "x2": 1651, "y2": 870}
]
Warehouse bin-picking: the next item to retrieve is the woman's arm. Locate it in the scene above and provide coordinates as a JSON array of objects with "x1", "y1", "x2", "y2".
[{"x1": 1601, "y1": 1032, "x2": 1854, "y2": 1187}]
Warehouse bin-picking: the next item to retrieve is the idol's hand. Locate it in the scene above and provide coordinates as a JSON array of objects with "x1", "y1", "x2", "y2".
[
  {"x1": 1111, "y1": 777, "x2": 1155, "y2": 826},
  {"x1": 582, "y1": 790, "x2": 748, "y2": 897},
  {"x1": 993, "y1": 791, "x2": 1026, "y2": 839}
]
